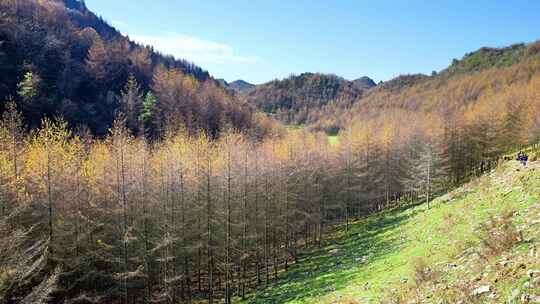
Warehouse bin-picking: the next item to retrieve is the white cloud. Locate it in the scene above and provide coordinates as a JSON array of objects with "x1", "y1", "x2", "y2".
[{"x1": 130, "y1": 32, "x2": 261, "y2": 65}]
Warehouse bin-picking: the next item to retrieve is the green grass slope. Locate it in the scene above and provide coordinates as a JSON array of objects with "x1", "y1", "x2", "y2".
[{"x1": 241, "y1": 160, "x2": 540, "y2": 303}]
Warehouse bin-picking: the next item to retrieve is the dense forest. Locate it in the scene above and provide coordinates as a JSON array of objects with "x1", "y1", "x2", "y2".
[
  {"x1": 308, "y1": 41, "x2": 540, "y2": 134},
  {"x1": 241, "y1": 42, "x2": 540, "y2": 135},
  {"x1": 242, "y1": 73, "x2": 374, "y2": 129},
  {"x1": 2, "y1": 74, "x2": 540, "y2": 302},
  {"x1": 0, "y1": 0, "x2": 272, "y2": 138},
  {"x1": 2, "y1": 1, "x2": 540, "y2": 304},
  {"x1": 218, "y1": 80, "x2": 255, "y2": 95}
]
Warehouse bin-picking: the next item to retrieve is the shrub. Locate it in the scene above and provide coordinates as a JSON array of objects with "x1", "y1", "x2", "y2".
[
  {"x1": 413, "y1": 257, "x2": 440, "y2": 287},
  {"x1": 477, "y1": 208, "x2": 522, "y2": 259},
  {"x1": 530, "y1": 152, "x2": 538, "y2": 162}
]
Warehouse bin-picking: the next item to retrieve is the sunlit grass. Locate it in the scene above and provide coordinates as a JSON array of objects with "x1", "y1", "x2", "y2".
[
  {"x1": 328, "y1": 135, "x2": 339, "y2": 146},
  {"x1": 241, "y1": 161, "x2": 540, "y2": 303}
]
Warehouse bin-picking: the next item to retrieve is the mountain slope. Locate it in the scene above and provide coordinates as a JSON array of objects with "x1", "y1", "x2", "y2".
[
  {"x1": 301, "y1": 39, "x2": 540, "y2": 134},
  {"x1": 0, "y1": 0, "x2": 261, "y2": 136},
  {"x1": 217, "y1": 79, "x2": 255, "y2": 94},
  {"x1": 240, "y1": 41, "x2": 539, "y2": 133},
  {"x1": 352, "y1": 76, "x2": 377, "y2": 90},
  {"x1": 242, "y1": 158, "x2": 540, "y2": 303},
  {"x1": 230, "y1": 79, "x2": 255, "y2": 92},
  {"x1": 441, "y1": 43, "x2": 531, "y2": 78},
  {"x1": 244, "y1": 73, "x2": 369, "y2": 124}
]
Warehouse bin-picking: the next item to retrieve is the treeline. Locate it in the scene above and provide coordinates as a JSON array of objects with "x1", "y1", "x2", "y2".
[
  {"x1": 440, "y1": 43, "x2": 530, "y2": 78},
  {"x1": 0, "y1": 0, "x2": 268, "y2": 137},
  {"x1": 243, "y1": 73, "x2": 371, "y2": 128},
  {"x1": 243, "y1": 42, "x2": 540, "y2": 135},
  {"x1": 308, "y1": 41, "x2": 540, "y2": 134},
  {"x1": 2, "y1": 68, "x2": 539, "y2": 303},
  {"x1": 117, "y1": 71, "x2": 278, "y2": 140}
]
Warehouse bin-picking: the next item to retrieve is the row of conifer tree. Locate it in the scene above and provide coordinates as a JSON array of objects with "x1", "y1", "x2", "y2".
[{"x1": 1, "y1": 78, "x2": 538, "y2": 303}]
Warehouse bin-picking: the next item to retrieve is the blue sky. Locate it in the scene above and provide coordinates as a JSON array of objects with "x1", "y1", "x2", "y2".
[{"x1": 86, "y1": 0, "x2": 540, "y2": 84}]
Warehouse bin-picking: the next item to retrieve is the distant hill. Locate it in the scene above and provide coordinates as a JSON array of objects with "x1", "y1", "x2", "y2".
[
  {"x1": 217, "y1": 79, "x2": 255, "y2": 94},
  {"x1": 377, "y1": 73, "x2": 429, "y2": 92},
  {"x1": 229, "y1": 80, "x2": 255, "y2": 92},
  {"x1": 216, "y1": 78, "x2": 229, "y2": 87},
  {"x1": 315, "y1": 39, "x2": 540, "y2": 134},
  {"x1": 441, "y1": 43, "x2": 530, "y2": 78},
  {"x1": 240, "y1": 40, "x2": 540, "y2": 133},
  {"x1": 244, "y1": 73, "x2": 369, "y2": 124},
  {"x1": 352, "y1": 76, "x2": 377, "y2": 90}
]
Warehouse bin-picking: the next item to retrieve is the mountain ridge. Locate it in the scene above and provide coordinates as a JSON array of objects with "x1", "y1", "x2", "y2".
[{"x1": 242, "y1": 72, "x2": 372, "y2": 125}]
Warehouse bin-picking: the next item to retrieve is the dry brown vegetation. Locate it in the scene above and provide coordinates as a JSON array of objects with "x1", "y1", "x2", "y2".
[
  {"x1": 1, "y1": 74, "x2": 540, "y2": 302},
  {"x1": 478, "y1": 208, "x2": 522, "y2": 259},
  {"x1": 3, "y1": 56, "x2": 540, "y2": 302}
]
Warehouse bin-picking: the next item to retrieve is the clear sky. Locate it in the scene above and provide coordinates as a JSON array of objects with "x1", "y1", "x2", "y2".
[{"x1": 86, "y1": 0, "x2": 540, "y2": 84}]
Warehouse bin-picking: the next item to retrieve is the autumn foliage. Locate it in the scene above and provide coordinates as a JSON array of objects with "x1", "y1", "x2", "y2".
[
  {"x1": 2, "y1": 65, "x2": 540, "y2": 301},
  {"x1": 3, "y1": 1, "x2": 540, "y2": 304}
]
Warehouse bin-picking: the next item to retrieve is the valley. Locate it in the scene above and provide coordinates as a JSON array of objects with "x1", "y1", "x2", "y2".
[{"x1": 1, "y1": 1, "x2": 540, "y2": 303}]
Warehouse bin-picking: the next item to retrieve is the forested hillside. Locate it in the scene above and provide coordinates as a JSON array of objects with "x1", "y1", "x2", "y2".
[
  {"x1": 249, "y1": 42, "x2": 540, "y2": 135},
  {"x1": 352, "y1": 76, "x2": 377, "y2": 90},
  {"x1": 243, "y1": 73, "x2": 373, "y2": 128},
  {"x1": 218, "y1": 80, "x2": 255, "y2": 94},
  {"x1": 441, "y1": 43, "x2": 531, "y2": 77},
  {"x1": 313, "y1": 41, "x2": 540, "y2": 134},
  {"x1": 0, "y1": 0, "x2": 267, "y2": 138}
]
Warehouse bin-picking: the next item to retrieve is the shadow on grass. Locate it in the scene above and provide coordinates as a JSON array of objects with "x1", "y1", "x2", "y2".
[{"x1": 243, "y1": 203, "x2": 419, "y2": 304}]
